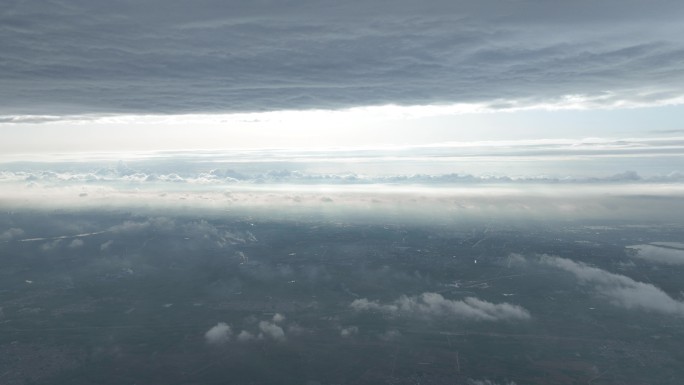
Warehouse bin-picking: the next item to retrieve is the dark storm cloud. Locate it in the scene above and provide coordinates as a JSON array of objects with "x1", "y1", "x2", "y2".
[{"x1": 1, "y1": 0, "x2": 683, "y2": 115}]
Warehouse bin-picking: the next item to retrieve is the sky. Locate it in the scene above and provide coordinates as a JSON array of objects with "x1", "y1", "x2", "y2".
[
  {"x1": 2, "y1": 0, "x2": 684, "y2": 116},
  {"x1": 1, "y1": 0, "x2": 683, "y2": 216}
]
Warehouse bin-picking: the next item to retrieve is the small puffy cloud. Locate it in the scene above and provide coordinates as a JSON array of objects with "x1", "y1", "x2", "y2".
[
  {"x1": 541, "y1": 255, "x2": 684, "y2": 316},
  {"x1": 258, "y1": 321, "x2": 286, "y2": 342},
  {"x1": 40, "y1": 239, "x2": 61, "y2": 252},
  {"x1": 379, "y1": 329, "x2": 401, "y2": 341},
  {"x1": 350, "y1": 292, "x2": 530, "y2": 321},
  {"x1": 340, "y1": 326, "x2": 358, "y2": 338},
  {"x1": 68, "y1": 239, "x2": 84, "y2": 249},
  {"x1": 205, "y1": 322, "x2": 232, "y2": 345},
  {"x1": 286, "y1": 324, "x2": 308, "y2": 336},
  {"x1": 237, "y1": 330, "x2": 255, "y2": 342},
  {"x1": 627, "y1": 244, "x2": 684, "y2": 265},
  {"x1": 100, "y1": 240, "x2": 113, "y2": 251},
  {"x1": 0, "y1": 227, "x2": 24, "y2": 241},
  {"x1": 236, "y1": 315, "x2": 294, "y2": 342},
  {"x1": 350, "y1": 298, "x2": 388, "y2": 312}
]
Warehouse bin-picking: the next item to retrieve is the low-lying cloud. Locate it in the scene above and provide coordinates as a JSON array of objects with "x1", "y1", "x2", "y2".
[
  {"x1": 208, "y1": 314, "x2": 290, "y2": 345},
  {"x1": 68, "y1": 238, "x2": 84, "y2": 249},
  {"x1": 627, "y1": 244, "x2": 684, "y2": 265},
  {"x1": 237, "y1": 330, "x2": 256, "y2": 342},
  {"x1": 540, "y1": 255, "x2": 684, "y2": 316},
  {"x1": 0, "y1": 227, "x2": 24, "y2": 241},
  {"x1": 350, "y1": 292, "x2": 531, "y2": 321},
  {"x1": 258, "y1": 321, "x2": 286, "y2": 342},
  {"x1": 204, "y1": 322, "x2": 232, "y2": 345},
  {"x1": 340, "y1": 326, "x2": 359, "y2": 338}
]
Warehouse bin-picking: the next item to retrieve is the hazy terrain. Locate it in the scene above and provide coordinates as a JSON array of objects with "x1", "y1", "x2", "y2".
[{"x1": 1, "y1": 206, "x2": 683, "y2": 384}]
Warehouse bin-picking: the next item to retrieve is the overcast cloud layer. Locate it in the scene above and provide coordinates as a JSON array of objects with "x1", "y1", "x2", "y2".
[{"x1": 2, "y1": 0, "x2": 684, "y2": 115}]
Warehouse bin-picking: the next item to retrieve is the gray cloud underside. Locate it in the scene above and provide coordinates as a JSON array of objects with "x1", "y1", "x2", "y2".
[{"x1": 2, "y1": 0, "x2": 684, "y2": 115}]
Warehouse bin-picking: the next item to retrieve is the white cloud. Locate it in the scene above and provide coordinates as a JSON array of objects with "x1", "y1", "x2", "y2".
[
  {"x1": 0, "y1": 227, "x2": 24, "y2": 241},
  {"x1": 627, "y1": 244, "x2": 684, "y2": 265},
  {"x1": 100, "y1": 240, "x2": 113, "y2": 251},
  {"x1": 350, "y1": 292, "x2": 531, "y2": 321},
  {"x1": 68, "y1": 239, "x2": 84, "y2": 249},
  {"x1": 234, "y1": 315, "x2": 294, "y2": 342},
  {"x1": 540, "y1": 255, "x2": 684, "y2": 316},
  {"x1": 236, "y1": 330, "x2": 255, "y2": 342},
  {"x1": 205, "y1": 322, "x2": 232, "y2": 345},
  {"x1": 258, "y1": 321, "x2": 286, "y2": 342},
  {"x1": 650, "y1": 242, "x2": 684, "y2": 249},
  {"x1": 2, "y1": 151, "x2": 684, "y2": 224},
  {"x1": 40, "y1": 239, "x2": 61, "y2": 252},
  {"x1": 5, "y1": 138, "x2": 684, "y2": 186},
  {"x1": 286, "y1": 323, "x2": 308, "y2": 336},
  {"x1": 340, "y1": 326, "x2": 358, "y2": 338},
  {"x1": 379, "y1": 329, "x2": 402, "y2": 341},
  {"x1": 109, "y1": 217, "x2": 175, "y2": 234}
]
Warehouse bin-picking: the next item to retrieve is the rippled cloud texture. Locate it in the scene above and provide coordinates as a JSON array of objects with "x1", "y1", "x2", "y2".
[{"x1": 2, "y1": 0, "x2": 684, "y2": 116}]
